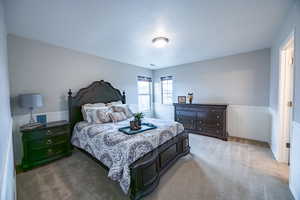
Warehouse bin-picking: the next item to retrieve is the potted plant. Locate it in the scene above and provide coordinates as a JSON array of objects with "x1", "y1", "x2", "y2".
[{"x1": 134, "y1": 112, "x2": 144, "y2": 126}]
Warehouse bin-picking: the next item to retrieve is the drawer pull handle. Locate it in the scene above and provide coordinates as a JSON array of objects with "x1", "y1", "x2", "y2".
[
  {"x1": 216, "y1": 115, "x2": 220, "y2": 119},
  {"x1": 217, "y1": 123, "x2": 220, "y2": 126},
  {"x1": 46, "y1": 139, "x2": 52, "y2": 145},
  {"x1": 48, "y1": 149, "x2": 53, "y2": 155},
  {"x1": 46, "y1": 130, "x2": 52, "y2": 135}
]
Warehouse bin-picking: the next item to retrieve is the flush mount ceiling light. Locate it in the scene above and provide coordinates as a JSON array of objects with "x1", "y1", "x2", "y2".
[{"x1": 152, "y1": 37, "x2": 169, "y2": 48}]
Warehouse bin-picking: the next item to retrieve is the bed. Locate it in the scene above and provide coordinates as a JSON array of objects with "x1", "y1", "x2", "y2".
[{"x1": 68, "y1": 80, "x2": 190, "y2": 200}]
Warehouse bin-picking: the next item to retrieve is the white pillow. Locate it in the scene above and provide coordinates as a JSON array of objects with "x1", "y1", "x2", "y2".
[
  {"x1": 112, "y1": 104, "x2": 133, "y2": 118},
  {"x1": 109, "y1": 112, "x2": 127, "y2": 122},
  {"x1": 106, "y1": 100, "x2": 122, "y2": 107},
  {"x1": 81, "y1": 102, "x2": 106, "y2": 121},
  {"x1": 84, "y1": 107, "x2": 112, "y2": 123}
]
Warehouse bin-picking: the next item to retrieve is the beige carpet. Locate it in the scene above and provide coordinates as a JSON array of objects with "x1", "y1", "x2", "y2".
[{"x1": 17, "y1": 134, "x2": 294, "y2": 200}]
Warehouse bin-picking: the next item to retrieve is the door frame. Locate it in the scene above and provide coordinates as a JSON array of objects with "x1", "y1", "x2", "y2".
[{"x1": 277, "y1": 30, "x2": 295, "y2": 163}]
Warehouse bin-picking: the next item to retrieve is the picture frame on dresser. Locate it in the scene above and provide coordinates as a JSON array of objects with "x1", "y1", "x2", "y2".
[{"x1": 177, "y1": 96, "x2": 186, "y2": 104}]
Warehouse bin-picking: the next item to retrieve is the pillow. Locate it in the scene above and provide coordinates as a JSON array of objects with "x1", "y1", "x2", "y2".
[
  {"x1": 106, "y1": 100, "x2": 122, "y2": 107},
  {"x1": 81, "y1": 103, "x2": 106, "y2": 121},
  {"x1": 109, "y1": 112, "x2": 127, "y2": 122},
  {"x1": 112, "y1": 104, "x2": 133, "y2": 118},
  {"x1": 85, "y1": 107, "x2": 112, "y2": 123}
]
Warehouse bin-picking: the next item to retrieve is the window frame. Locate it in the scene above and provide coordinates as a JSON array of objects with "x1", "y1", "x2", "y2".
[
  {"x1": 161, "y1": 76, "x2": 173, "y2": 104},
  {"x1": 137, "y1": 76, "x2": 152, "y2": 112}
]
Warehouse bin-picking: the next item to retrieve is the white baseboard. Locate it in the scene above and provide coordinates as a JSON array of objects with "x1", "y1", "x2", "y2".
[
  {"x1": 154, "y1": 104, "x2": 271, "y2": 142},
  {"x1": 290, "y1": 121, "x2": 300, "y2": 200}
]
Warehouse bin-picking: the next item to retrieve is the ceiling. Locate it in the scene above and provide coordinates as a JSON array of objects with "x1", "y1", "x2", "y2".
[{"x1": 4, "y1": 0, "x2": 294, "y2": 69}]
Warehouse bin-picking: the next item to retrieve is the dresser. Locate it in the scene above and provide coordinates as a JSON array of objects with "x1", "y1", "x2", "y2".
[
  {"x1": 174, "y1": 104, "x2": 228, "y2": 140},
  {"x1": 21, "y1": 120, "x2": 72, "y2": 170}
]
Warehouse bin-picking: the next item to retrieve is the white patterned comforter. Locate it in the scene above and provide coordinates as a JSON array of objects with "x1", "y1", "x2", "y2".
[{"x1": 71, "y1": 117, "x2": 184, "y2": 193}]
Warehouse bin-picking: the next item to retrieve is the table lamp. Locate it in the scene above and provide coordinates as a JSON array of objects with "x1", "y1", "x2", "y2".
[{"x1": 19, "y1": 93, "x2": 43, "y2": 128}]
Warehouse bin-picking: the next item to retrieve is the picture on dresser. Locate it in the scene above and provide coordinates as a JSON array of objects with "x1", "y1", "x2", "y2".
[
  {"x1": 178, "y1": 96, "x2": 186, "y2": 104},
  {"x1": 36, "y1": 114, "x2": 47, "y2": 124}
]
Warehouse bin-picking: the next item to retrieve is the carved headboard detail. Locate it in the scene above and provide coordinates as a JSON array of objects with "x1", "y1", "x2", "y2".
[{"x1": 68, "y1": 80, "x2": 126, "y2": 131}]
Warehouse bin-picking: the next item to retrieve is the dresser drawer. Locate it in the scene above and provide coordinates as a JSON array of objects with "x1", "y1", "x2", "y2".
[
  {"x1": 24, "y1": 126, "x2": 69, "y2": 140},
  {"x1": 197, "y1": 127, "x2": 224, "y2": 137},
  {"x1": 28, "y1": 134, "x2": 69, "y2": 150},
  {"x1": 198, "y1": 121, "x2": 223, "y2": 130},
  {"x1": 176, "y1": 111, "x2": 197, "y2": 130},
  {"x1": 28, "y1": 143, "x2": 69, "y2": 162}
]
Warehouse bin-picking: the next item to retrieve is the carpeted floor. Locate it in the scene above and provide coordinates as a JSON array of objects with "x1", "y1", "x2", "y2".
[{"x1": 17, "y1": 134, "x2": 294, "y2": 200}]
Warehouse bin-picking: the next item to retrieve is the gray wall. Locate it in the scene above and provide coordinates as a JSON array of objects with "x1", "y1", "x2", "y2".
[
  {"x1": 8, "y1": 34, "x2": 153, "y2": 115},
  {"x1": 153, "y1": 48, "x2": 270, "y2": 110},
  {"x1": 0, "y1": 0, "x2": 14, "y2": 199},
  {"x1": 269, "y1": 2, "x2": 300, "y2": 199}
]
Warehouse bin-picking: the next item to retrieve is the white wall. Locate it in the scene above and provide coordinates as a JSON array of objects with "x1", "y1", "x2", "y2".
[
  {"x1": 8, "y1": 34, "x2": 153, "y2": 164},
  {"x1": 269, "y1": 1, "x2": 300, "y2": 199},
  {"x1": 0, "y1": 0, "x2": 15, "y2": 199},
  {"x1": 153, "y1": 49, "x2": 271, "y2": 142},
  {"x1": 290, "y1": 121, "x2": 300, "y2": 200}
]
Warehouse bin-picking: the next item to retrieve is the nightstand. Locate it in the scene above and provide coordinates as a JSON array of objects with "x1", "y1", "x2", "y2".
[{"x1": 21, "y1": 120, "x2": 72, "y2": 170}]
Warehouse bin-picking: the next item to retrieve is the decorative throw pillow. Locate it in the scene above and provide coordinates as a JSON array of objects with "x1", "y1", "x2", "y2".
[
  {"x1": 81, "y1": 102, "x2": 106, "y2": 121},
  {"x1": 85, "y1": 107, "x2": 112, "y2": 123},
  {"x1": 112, "y1": 104, "x2": 133, "y2": 118},
  {"x1": 109, "y1": 112, "x2": 127, "y2": 122},
  {"x1": 106, "y1": 100, "x2": 122, "y2": 107}
]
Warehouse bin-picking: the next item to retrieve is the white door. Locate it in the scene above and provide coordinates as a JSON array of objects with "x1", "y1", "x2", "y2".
[{"x1": 282, "y1": 40, "x2": 294, "y2": 163}]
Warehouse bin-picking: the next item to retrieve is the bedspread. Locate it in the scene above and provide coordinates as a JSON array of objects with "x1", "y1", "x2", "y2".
[{"x1": 71, "y1": 117, "x2": 184, "y2": 193}]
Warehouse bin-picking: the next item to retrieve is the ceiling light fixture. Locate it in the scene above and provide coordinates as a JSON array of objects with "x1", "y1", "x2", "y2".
[{"x1": 152, "y1": 37, "x2": 169, "y2": 48}]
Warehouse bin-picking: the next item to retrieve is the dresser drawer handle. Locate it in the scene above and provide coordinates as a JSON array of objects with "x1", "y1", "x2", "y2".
[
  {"x1": 46, "y1": 139, "x2": 53, "y2": 145},
  {"x1": 47, "y1": 149, "x2": 53, "y2": 155},
  {"x1": 46, "y1": 130, "x2": 52, "y2": 135},
  {"x1": 217, "y1": 123, "x2": 220, "y2": 126},
  {"x1": 216, "y1": 115, "x2": 220, "y2": 119}
]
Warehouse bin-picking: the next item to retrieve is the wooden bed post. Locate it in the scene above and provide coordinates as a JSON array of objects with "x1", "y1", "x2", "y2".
[
  {"x1": 68, "y1": 89, "x2": 73, "y2": 125},
  {"x1": 122, "y1": 91, "x2": 126, "y2": 104}
]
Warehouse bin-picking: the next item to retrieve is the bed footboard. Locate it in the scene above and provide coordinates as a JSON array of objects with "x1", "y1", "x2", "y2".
[{"x1": 129, "y1": 131, "x2": 190, "y2": 200}]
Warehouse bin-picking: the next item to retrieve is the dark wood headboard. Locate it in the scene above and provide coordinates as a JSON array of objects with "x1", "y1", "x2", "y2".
[{"x1": 68, "y1": 80, "x2": 126, "y2": 132}]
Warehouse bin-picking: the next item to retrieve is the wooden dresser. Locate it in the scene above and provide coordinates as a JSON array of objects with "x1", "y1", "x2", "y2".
[
  {"x1": 174, "y1": 104, "x2": 228, "y2": 140},
  {"x1": 21, "y1": 120, "x2": 72, "y2": 170}
]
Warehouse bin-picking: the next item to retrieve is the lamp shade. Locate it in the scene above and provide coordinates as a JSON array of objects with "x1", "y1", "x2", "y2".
[{"x1": 19, "y1": 93, "x2": 43, "y2": 109}]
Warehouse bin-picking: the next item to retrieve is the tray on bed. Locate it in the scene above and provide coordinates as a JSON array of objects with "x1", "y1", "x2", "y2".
[{"x1": 118, "y1": 123, "x2": 157, "y2": 135}]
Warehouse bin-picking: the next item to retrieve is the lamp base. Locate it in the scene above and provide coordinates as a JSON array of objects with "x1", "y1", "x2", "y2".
[{"x1": 20, "y1": 122, "x2": 43, "y2": 130}]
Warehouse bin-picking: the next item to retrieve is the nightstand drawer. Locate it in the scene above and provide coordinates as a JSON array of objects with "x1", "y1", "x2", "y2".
[
  {"x1": 28, "y1": 143, "x2": 69, "y2": 162},
  {"x1": 24, "y1": 126, "x2": 69, "y2": 140},
  {"x1": 29, "y1": 134, "x2": 69, "y2": 150}
]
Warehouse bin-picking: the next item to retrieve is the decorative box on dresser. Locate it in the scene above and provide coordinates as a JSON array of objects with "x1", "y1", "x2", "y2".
[
  {"x1": 21, "y1": 120, "x2": 72, "y2": 170},
  {"x1": 174, "y1": 104, "x2": 228, "y2": 140}
]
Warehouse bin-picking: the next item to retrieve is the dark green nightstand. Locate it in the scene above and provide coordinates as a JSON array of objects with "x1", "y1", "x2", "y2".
[{"x1": 21, "y1": 120, "x2": 72, "y2": 170}]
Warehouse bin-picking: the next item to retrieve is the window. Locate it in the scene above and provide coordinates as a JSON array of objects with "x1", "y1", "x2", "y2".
[
  {"x1": 161, "y1": 76, "x2": 173, "y2": 104},
  {"x1": 137, "y1": 76, "x2": 152, "y2": 112}
]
